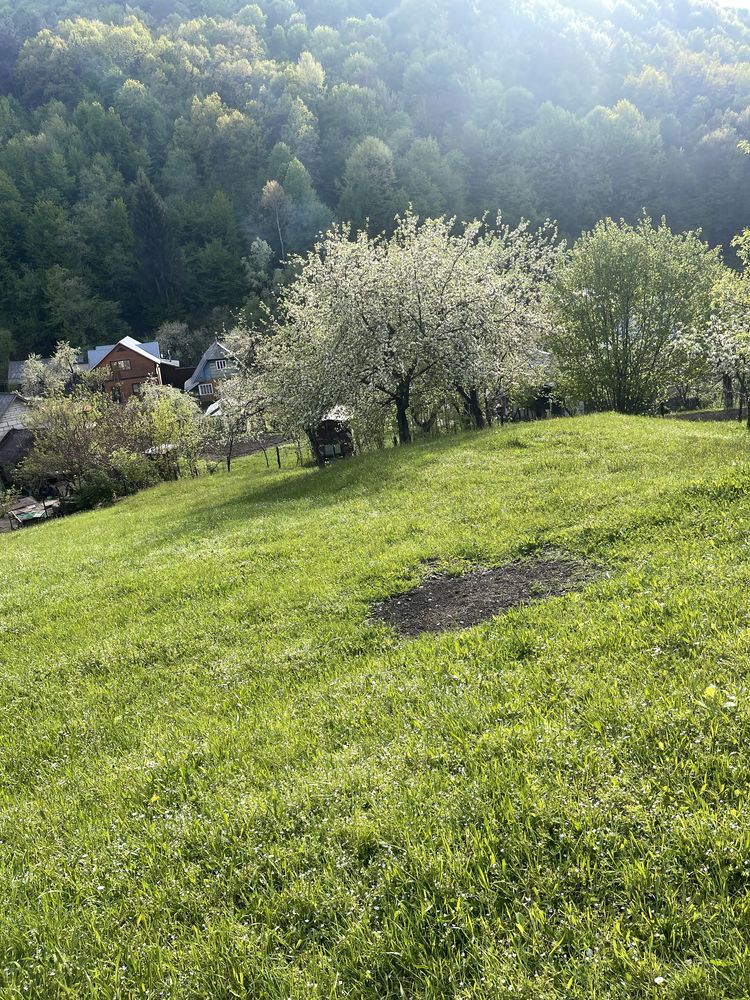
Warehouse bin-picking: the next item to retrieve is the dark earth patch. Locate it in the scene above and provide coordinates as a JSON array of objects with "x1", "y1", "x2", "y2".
[{"x1": 371, "y1": 558, "x2": 590, "y2": 637}]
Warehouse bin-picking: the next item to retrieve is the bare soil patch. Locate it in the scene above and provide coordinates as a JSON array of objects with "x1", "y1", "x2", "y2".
[{"x1": 371, "y1": 558, "x2": 590, "y2": 637}]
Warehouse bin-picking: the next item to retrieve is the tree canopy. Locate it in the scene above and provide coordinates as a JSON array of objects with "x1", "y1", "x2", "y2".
[
  {"x1": 547, "y1": 216, "x2": 722, "y2": 413},
  {"x1": 2, "y1": 0, "x2": 750, "y2": 366}
]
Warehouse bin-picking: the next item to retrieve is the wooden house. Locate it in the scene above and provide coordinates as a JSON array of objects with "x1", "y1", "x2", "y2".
[{"x1": 87, "y1": 337, "x2": 181, "y2": 403}]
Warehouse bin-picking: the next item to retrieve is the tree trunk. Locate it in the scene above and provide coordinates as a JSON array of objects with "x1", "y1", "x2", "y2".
[
  {"x1": 306, "y1": 428, "x2": 325, "y2": 467},
  {"x1": 484, "y1": 397, "x2": 494, "y2": 427},
  {"x1": 456, "y1": 385, "x2": 485, "y2": 429},
  {"x1": 469, "y1": 388, "x2": 485, "y2": 429},
  {"x1": 723, "y1": 373, "x2": 734, "y2": 411},
  {"x1": 413, "y1": 408, "x2": 438, "y2": 434},
  {"x1": 395, "y1": 396, "x2": 411, "y2": 444},
  {"x1": 275, "y1": 207, "x2": 285, "y2": 262},
  {"x1": 226, "y1": 433, "x2": 234, "y2": 473}
]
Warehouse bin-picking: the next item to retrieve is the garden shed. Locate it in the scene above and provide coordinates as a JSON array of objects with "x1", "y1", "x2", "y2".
[{"x1": 312, "y1": 407, "x2": 355, "y2": 462}]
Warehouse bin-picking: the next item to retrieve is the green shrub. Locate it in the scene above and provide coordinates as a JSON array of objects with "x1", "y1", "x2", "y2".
[
  {"x1": 111, "y1": 449, "x2": 160, "y2": 495},
  {"x1": 69, "y1": 470, "x2": 119, "y2": 511}
]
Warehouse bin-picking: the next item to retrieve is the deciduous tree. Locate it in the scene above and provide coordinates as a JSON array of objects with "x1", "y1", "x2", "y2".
[{"x1": 548, "y1": 217, "x2": 721, "y2": 413}]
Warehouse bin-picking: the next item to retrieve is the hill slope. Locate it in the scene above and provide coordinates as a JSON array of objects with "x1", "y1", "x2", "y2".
[{"x1": 2, "y1": 415, "x2": 750, "y2": 996}]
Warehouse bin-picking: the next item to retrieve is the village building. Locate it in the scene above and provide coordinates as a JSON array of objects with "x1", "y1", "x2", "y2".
[
  {"x1": 0, "y1": 392, "x2": 30, "y2": 439},
  {"x1": 85, "y1": 336, "x2": 184, "y2": 402},
  {"x1": 311, "y1": 406, "x2": 355, "y2": 463},
  {"x1": 0, "y1": 392, "x2": 33, "y2": 487},
  {"x1": 183, "y1": 342, "x2": 238, "y2": 407},
  {"x1": 5, "y1": 362, "x2": 24, "y2": 391}
]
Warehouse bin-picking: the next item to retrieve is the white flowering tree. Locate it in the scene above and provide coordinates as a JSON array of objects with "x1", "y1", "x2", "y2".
[
  {"x1": 211, "y1": 375, "x2": 269, "y2": 473},
  {"x1": 262, "y1": 211, "x2": 559, "y2": 445},
  {"x1": 442, "y1": 218, "x2": 559, "y2": 426},
  {"x1": 21, "y1": 341, "x2": 84, "y2": 397},
  {"x1": 684, "y1": 266, "x2": 750, "y2": 427}
]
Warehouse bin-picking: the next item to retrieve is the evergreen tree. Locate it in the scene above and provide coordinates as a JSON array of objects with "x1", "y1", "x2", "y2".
[{"x1": 132, "y1": 168, "x2": 175, "y2": 313}]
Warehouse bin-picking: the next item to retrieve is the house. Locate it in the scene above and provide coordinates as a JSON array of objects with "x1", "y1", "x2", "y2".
[
  {"x1": 0, "y1": 393, "x2": 33, "y2": 487},
  {"x1": 5, "y1": 362, "x2": 24, "y2": 391},
  {"x1": 0, "y1": 392, "x2": 30, "y2": 438},
  {"x1": 5, "y1": 359, "x2": 59, "y2": 392},
  {"x1": 183, "y1": 341, "x2": 238, "y2": 406},
  {"x1": 0, "y1": 429, "x2": 34, "y2": 488},
  {"x1": 161, "y1": 364, "x2": 198, "y2": 393},
  {"x1": 87, "y1": 337, "x2": 181, "y2": 403}
]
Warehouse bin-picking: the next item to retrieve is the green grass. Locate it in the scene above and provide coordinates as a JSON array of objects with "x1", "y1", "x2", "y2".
[{"x1": 2, "y1": 414, "x2": 750, "y2": 998}]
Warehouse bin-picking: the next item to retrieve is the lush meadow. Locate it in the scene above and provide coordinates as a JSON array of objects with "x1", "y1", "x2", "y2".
[{"x1": 1, "y1": 415, "x2": 750, "y2": 997}]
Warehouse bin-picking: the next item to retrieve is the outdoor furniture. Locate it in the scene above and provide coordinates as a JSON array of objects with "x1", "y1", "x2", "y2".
[{"x1": 7, "y1": 498, "x2": 60, "y2": 530}]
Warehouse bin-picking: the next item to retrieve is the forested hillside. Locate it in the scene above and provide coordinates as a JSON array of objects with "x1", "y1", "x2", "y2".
[{"x1": 3, "y1": 0, "x2": 750, "y2": 361}]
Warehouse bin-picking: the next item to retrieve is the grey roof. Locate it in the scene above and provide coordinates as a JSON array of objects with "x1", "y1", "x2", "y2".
[
  {"x1": 87, "y1": 337, "x2": 178, "y2": 369},
  {"x1": 7, "y1": 359, "x2": 54, "y2": 385},
  {"x1": 6, "y1": 362, "x2": 24, "y2": 385},
  {"x1": 0, "y1": 392, "x2": 27, "y2": 420},
  {"x1": 184, "y1": 341, "x2": 235, "y2": 393}
]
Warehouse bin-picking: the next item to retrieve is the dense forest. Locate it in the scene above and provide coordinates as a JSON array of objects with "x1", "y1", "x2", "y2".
[{"x1": 3, "y1": 0, "x2": 750, "y2": 364}]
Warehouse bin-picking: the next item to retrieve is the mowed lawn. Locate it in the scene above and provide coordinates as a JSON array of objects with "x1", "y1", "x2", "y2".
[{"x1": 2, "y1": 415, "x2": 750, "y2": 999}]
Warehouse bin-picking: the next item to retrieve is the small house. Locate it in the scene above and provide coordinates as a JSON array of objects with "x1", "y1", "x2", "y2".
[
  {"x1": 5, "y1": 362, "x2": 24, "y2": 391},
  {"x1": 184, "y1": 342, "x2": 238, "y2": 407}
]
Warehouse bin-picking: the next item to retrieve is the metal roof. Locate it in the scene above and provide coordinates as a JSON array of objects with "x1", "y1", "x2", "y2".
[
  {"x1": 6, "y1": 362, "x2": 24, "y2": 385},
  {"x1": 87, "y1": 338, "x2": 175, "y2": 369}
]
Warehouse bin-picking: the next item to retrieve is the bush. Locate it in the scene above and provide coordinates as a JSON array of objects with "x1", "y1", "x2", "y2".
[
  {"x1": 111, "y1": 449, "x2": 160, "y2": 495},
  {"x1": 69, "y1": 471, "x2": 119, "y2": 512}
]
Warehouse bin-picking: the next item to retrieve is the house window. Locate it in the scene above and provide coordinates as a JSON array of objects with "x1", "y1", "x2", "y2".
[
  {"x1": 198, "y1": 383, "x2": 214, "y2": 396},
  {"x1": 111, "y1": 385, "x2": 123, "y2": 403},
  {"x1": 214, "y1": 359, "x2": 228, "y2": 372},
  {"x1": 111, "y1": 358, "x2": 132, "y2": 371},
  {"x1": 132, "y1": 383, "x2": 142, "y2": 397}
]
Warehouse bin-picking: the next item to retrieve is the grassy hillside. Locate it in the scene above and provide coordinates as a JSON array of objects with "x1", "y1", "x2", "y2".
[{"x1": 2, "y1": 415, "x2": 750, "y2": 998}]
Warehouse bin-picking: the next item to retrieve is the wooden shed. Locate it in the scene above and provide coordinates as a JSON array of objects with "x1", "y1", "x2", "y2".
[{"x1": 312, "y1": 407, "x2": 355, "y2": 463}]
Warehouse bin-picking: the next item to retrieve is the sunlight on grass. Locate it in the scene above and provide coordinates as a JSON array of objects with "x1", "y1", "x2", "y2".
[{"x1": 1, "y1": 414, "x2": 750, "y2": 997}]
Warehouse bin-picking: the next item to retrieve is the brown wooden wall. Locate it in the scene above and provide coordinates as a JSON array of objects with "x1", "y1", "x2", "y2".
[{"x1": 94, "y1": 344, "x2": 161, "y2": 402}]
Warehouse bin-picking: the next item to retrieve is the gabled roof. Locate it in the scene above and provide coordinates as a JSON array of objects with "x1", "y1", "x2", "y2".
[
  {"x1": 184, "y1": 341, "x2": 235, "y2": 393},
  {"x1": 0, "y1": 392, "x2": 29, "y2": 420},
  {"x1": 89, "y1": 337, "x2": 179, "y2": 370}
]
